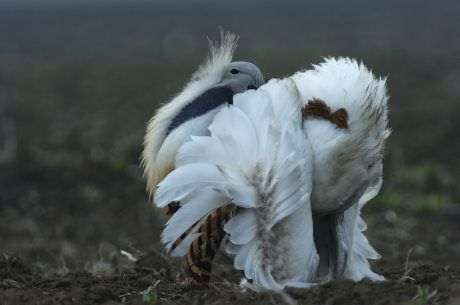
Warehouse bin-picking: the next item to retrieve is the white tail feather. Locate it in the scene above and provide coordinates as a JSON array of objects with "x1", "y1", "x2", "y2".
[
  {"x1": 155, "y1": 78, "x2": 318, "y2": 290},
  {"x1": 161, "y1": 189, "x2": 227, "y2": 255}
]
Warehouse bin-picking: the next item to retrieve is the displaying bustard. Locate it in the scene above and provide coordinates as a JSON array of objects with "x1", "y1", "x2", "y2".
[{"x1": 144, "y1": 33, "x2": 390, "y2": 290}]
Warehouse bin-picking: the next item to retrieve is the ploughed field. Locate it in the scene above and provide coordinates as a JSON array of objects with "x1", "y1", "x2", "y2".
[{"x1": 1, "y1": 164, "x2": 459, "y2": 305}]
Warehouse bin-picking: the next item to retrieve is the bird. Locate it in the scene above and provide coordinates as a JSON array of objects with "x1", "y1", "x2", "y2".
[
  {"x1": 153, "y1": 57, "x2": 390, "y2": 291},
  {"x1": 155, "y1": 78, "x2": 319, "y2": 290},
  {"x1": 142, "y1": 31, "x2": 265, "y2": 281},
  {"x1": 292, "y1": 57, "x2": 390, "y2": 282}
]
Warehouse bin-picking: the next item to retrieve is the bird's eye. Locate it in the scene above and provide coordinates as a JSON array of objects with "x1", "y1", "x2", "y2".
[
  {"x1": 230, "y1": 68, "x2": 239, "y2": 74},
  {"x1": 247, "y1": 85, "x2": 257, "y2": 90}
]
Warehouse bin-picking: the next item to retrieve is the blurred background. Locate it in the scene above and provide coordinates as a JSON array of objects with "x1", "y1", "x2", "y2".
[{"x1": 1, "y1": 0, "x2": 459, "y2": 274}]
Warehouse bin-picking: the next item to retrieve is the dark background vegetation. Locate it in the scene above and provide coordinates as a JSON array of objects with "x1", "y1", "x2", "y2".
[{"x1": 0, "y1": 1, "x2": 459, "y2": 304}]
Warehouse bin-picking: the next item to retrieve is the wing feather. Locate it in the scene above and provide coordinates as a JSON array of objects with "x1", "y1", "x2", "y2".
[{"x1": 155, "y1": 77, "x2": 318, "y2": 291}]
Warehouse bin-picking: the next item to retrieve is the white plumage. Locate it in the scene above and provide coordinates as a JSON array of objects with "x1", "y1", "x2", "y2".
[
  {"x1": 142, "y1": 32, "x2": 264, "y2": 195},
  {"x1": 157, "y1": 79, "x2": 318, "y2": 290},
  {"x1": 292, "y1": 58, "x2": 389, "y2": 215},
  {"x1": 291, "y1": 58, "x2": 389, "y2": 282},
  {"x1": 150, "y1": 54, "x2": 390, "y2": 290},
  {"x1": 142, "y1": 33, "x2": 237, "y2": 194}
]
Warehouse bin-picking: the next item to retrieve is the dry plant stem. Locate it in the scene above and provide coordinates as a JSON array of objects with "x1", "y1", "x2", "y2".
[{"x1": 399, "y1": 248, "x2": 415, "y2": 282}]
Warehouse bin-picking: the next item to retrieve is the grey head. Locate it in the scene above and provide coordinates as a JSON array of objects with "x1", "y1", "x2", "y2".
[
  {"x1": 166, "y1": 61, "x2": 264, "y2": 136},
  {"x1": 220, "y1": 61, "x2": 265, "y2": 93}
]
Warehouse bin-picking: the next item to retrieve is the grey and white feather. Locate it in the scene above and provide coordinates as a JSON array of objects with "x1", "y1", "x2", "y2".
[
  {"x1": 156, "y1": 78, "x2": 319, "y2": 290},
  {"x1": 142, "y1": 32, "x2": 264, "y2": 194}
]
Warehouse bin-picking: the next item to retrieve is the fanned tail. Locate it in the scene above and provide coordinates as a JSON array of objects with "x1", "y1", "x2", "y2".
[{"x1": 155, "y1": 78, "x2": 319, "y2": 290}]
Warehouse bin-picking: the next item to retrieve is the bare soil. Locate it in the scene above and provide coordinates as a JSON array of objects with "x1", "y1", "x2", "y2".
[
  {"x1": 1, "y1": 254, "x2": 460, "y2": 305},
  {"x1": 1, "y1": 164, "x2": 460, "y2": 305}
]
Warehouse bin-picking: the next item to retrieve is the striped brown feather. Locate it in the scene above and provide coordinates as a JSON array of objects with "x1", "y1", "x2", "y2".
[
  {"x1": 186, "y1": 205, "x2": 234, "y2": 283},
  {"x1": 164, "y1": 201, "x2": 234, "y2": 282}
]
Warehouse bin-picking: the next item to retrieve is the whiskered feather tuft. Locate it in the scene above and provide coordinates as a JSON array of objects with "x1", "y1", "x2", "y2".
[{"x1": 142, "y1": 31, "x2": 238, "y2": 195}]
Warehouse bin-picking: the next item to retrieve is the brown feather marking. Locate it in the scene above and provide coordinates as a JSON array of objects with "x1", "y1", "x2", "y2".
[
  {"x1": 302, "y1": 98, "x2": 331, "y2": 119},
  {"x1": 330, "y1": 108, "x2": 349, "y2": 129},
  {"x1": 165, "y1": 201, "x2": 181, "y2": 216},
  {"x1": 197, "y1": 226, "x2": 205, "y2": 259},
  {"x1": 164, "y1": 202, "x2": 234, "y2": 283},
  {"x1": 192, "y1": 237, "x2": 201, "y2": 258},
  {"x1": 206, "y1": 214, "x2": 212, "y2": 239},
  {"x1": 302, "y1": 98, "x2": 349, "y2": 129},
  {"x1": 186, "y1": 206, "x2": 233, "y2": 283}
]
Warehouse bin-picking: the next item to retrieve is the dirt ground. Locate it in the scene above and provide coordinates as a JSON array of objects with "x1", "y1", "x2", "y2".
[
  {"x1": 1, "y1": 253, "x2": 460, "y2": 305},
  {"x1": 1, "y1": 164, "x2": 460, "y2": 305}
]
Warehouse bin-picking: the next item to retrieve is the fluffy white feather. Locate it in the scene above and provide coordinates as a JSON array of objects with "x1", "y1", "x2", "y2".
[
  {"x1": 142, "y1": 32, "x2": 238, "y2": 194},
  {"x1": 291, "y1": 57, "x2": 389, "y2": 281},
  {"x1": 291, "y1": 57, "x2": 389, "y2": 214},
  {"x1": 155, "y1": 78, "x2": 319, "y2": 290},
  {"x1": 153, "y1": 56, "x2": 389, "y2": 289}
]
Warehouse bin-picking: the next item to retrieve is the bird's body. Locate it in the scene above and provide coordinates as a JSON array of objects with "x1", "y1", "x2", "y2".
[
  {"x1": 143, "y1": 33, "x2": 389, "y2": 291},
  {"x1": 292, "y1": 58, "x2": 389, "y2": 281},
  {"x1": 156, "y1": 78, "x2": 318, "y2": 289},
  {"x1": 142, "y1": 32, "x2": 264, "y2": 195},
  {"x1": 292, "y1": 58, "x2": 389, "y2": 216},
  {"x1": 142, "y1": 32, "x2": 265, "y2": 280}
]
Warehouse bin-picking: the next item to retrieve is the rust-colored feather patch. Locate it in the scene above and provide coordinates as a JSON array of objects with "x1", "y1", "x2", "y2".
[
  {"x1": 330, "y1": 108, "x2": 349, "y2": 129},
  {"x1": 302, "y1": 98, "x2": 349, "y2": 129}
]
